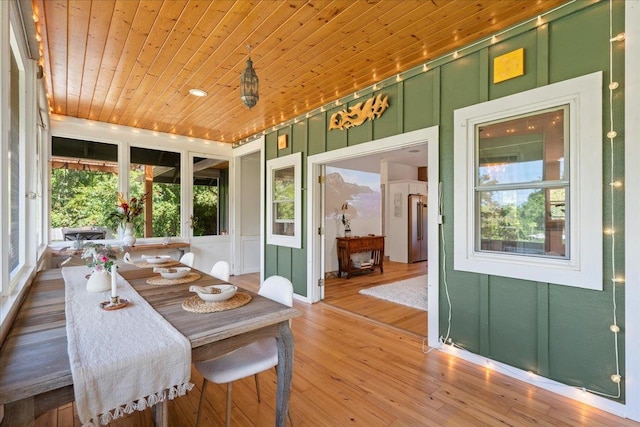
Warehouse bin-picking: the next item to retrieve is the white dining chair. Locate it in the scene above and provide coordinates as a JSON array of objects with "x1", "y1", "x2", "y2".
[
  {"x1": 210, "y1": 260, "x2": 230, "y2": 281},
  {"x1": 194, "y1": 275, "x2": 294, "y2": 427},
  {"x1": 179, "y1": 252, "x2": 195, "y2": 267}
]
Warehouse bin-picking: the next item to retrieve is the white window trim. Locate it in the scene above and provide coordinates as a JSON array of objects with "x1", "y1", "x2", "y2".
[
  {"x1": 266, "y1": 152, "x2": 302, "y2": 248},
  {"x1": 454, "y1": 71, "x2": 602, "y2": 290}
]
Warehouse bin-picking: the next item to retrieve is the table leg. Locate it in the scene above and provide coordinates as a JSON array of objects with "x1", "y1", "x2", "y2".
[
  {"x1": 1, "y1": 398, "x2": 35, "y2": 427},
  {"x1": 153, "y1": 400, "x2": 168, "y2": 426},
  {"x1": 275, "y1": 321, "x2": 295, "y2": 427}
]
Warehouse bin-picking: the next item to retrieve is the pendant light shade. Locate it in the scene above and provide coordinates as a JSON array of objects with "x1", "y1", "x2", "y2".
[{"x1": 240, "y1": 56, "x2": 259, "y2": 109}]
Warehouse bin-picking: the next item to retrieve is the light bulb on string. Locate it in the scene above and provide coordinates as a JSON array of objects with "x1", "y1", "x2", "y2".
[{"x1": 609, "y1": 33, "x2": 625, "y2": 42}]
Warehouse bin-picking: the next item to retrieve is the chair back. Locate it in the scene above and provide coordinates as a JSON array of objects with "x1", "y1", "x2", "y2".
[
  {"x1": 259, "y1": 275, "x2": 293, "y2": 307},
  {"x1": 180, "y1": 252, "x2": 195, "y2": 267},
  {"x1": 210, "y1": 260, "x2": 230, "y2": 281}
]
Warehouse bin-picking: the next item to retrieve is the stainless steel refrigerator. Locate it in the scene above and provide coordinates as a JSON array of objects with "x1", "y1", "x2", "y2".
[{"x1": 408, "y1": 194, "x2": 428, "y2": 263}]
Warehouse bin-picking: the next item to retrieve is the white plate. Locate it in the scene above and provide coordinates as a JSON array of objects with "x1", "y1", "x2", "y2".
[
  {"x1": 155, "y1": 267, "x2": 191, "y2": 279},
  {"x1": 144, "y1": 255, "x2": 172, "y2": 264},
  {"x1": 189, "y1": 284, "x2": 237, "y2": 302}
]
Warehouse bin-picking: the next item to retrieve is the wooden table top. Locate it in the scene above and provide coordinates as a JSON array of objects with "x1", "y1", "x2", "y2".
[{"x1": 0, "y1": 265, "x2": 300, "y2": 406}]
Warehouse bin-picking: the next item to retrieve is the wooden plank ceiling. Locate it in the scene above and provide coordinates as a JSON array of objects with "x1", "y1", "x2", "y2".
[{"x1": 32, "y1": 0, "x2": 569, "y2": 145}]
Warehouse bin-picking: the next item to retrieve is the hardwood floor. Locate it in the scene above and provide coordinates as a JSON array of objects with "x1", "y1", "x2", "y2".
[
  {"x1": 322, "y1": 260, "x2": 428, "y2": 337},
  {"x1": 36, "y1": 271, "x2": 639, "y2": 427}
]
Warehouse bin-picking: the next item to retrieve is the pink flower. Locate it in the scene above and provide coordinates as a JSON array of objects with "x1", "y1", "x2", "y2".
[{"x1": 100, "y1": 255, "x2": 108, "y2": 263}]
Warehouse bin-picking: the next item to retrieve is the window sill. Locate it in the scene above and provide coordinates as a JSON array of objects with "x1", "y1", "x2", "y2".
[{"x1": 0, "y1": 265, "x2": 35, "y2": 345}]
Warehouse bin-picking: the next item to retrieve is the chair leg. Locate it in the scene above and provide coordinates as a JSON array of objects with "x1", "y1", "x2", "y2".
[
  {"x1": 196, "y1": 378, "x2": 208, "y2": 427},
  {"x1": 225, "y1": 382, "x2": 233, "y2": 427},
  {"x1": 254, "y1": 374, "x2": 261, "y2": 402}
]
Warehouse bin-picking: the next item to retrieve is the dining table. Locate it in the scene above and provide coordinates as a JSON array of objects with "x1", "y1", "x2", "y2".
[{"x1": 0, "y1": 262, "x2": 300, "y2": 426}]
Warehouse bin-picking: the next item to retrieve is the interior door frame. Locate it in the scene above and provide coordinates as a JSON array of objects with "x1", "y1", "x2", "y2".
[
  {"x1": 232, "y1": 137, "x2": 265, "y2": 280},
  {"x1": 306, "y1": 126, "x2": 440, "y2": 345}
]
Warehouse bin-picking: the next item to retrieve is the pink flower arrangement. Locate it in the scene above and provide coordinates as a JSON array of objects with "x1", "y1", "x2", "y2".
[{"x1": 81, "y1": 243, "x2": 117, "y2": 272}]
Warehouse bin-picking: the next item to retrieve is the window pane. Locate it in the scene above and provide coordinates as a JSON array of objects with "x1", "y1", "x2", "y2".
[
  {"x1": 50, "y1": 138, "x2": 118, "y2": 242},
  {"x1": 130, "y1": 147, "x2": 181, "y2": 238},
  {"x1": 272, "y1": 166, "x2": 295, "y2": 236},
  {"x1": 478, "y1": 187, "x2": 567, "y2": 258},
  {"x1": 273, "y1": 167, "x2": 294, "y2": 201},
  {"x1": 9, "y1": 51, "x2": 20, "y2": 273},
  {"x1": 477, "y1": 106, "x2": 567, "y2": 185},
  {"x1": 275, "y1": 201, "x2": 294, "y2": 221},
  {"x1": 192, "y1": 156, "x2": 229, "y2": 236}
]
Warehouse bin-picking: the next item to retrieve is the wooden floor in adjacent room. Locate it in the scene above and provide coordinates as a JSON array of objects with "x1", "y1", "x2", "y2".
[
  {"x1": 322, "y1": 260, "x2": 428, "y2": 337},
  {"x1": 37, "y1": 271, "x2": 640, "y2": 427}
]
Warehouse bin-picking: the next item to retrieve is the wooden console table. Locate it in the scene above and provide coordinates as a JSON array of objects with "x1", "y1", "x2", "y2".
[{"x1": 336, "y1": 236, "x2": 385, "y2": 279}]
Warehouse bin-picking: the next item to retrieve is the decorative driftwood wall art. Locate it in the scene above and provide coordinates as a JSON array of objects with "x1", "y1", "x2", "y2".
[{"x1": 328, "y1": 94, "x2": 389, "y2": 130}]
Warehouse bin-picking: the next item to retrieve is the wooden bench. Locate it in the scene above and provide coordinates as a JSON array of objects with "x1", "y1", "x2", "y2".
[{"x1": 0, "y1": 269, "x2": 74, "y2": 425}]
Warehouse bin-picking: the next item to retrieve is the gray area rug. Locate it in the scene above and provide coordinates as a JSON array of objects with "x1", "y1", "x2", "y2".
[{"x1": 359, "y1": 275, "x2": 427, "y2": 311}]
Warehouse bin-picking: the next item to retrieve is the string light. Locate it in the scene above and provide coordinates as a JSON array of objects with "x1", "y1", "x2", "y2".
[
  {"x1": 429, "y1": 0, "x2": 624, "y2": 404},
  {"x1": 609, "y1": 32, "x2": 625, "y2": 42},
  {"x1": 236, "y1": 0, "x2": 577, "y2": 148},
  {"x1": 601, "y1": 0, "x2": 622, "y2": 400}
]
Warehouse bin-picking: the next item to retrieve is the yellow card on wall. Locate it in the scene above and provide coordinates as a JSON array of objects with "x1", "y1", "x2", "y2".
[
  {"x1": 493, "y1": 48, "x2": 524, "y2": 83},
  {"x1": 278, "y1": 134, "x2": 288, "y2": 150}
]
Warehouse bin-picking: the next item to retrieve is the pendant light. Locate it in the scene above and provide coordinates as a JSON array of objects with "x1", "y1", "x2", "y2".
[{"x1": 240, "y1": 45, "x2": 259, "y2": 108}]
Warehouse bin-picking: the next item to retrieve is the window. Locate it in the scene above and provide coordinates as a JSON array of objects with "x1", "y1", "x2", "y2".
[
  {"x1": 9, "y1": 48, "x2": 20, "y2": 275},
  {"x1": 130, "y1": 147, "x2": 182, "y2": 238},
  {"x1": 50, "y1": 137, "x2": 118, "y2": 242},
  {"x1": 454, "y1": 72, "x2": 602, "y2": 290},
  {"x1": 192, "y1": 156, "x2": 229, "y2": 236},
  {"x1": 266, "y1": 152, "x2": 301, "y2": 248},
  {"x1": 476, "y1": 106, "x2": 568, "y2": 258}
]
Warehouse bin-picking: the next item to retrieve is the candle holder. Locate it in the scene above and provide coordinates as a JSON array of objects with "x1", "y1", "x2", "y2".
[{"x1": 100, "y1": 296, "x2": 129, "y2": 311}]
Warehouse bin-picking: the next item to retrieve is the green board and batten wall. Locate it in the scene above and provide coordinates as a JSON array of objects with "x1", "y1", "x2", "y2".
[{"x1": 259, "y1": 0, "x2": 626, "y2": 401}]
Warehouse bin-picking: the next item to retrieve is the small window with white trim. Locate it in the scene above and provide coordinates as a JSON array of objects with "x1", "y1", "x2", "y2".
[
  {"x1": 454, "y1": 72, "x2": 602, "y2": 290},
  {"x1": 266, "y1": 152, "x2": 302, "y2": 248}
]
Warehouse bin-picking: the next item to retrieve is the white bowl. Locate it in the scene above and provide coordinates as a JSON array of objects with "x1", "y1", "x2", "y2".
[
  {"x1": 145, "y1": 255, "x2": 172, "y2": 264},
  {"x1": 189, "y1": 284, "x2": 237, "y2": 302},
  {"x1": 155, "y1": 267, "x2": 191, "y2": 280}
]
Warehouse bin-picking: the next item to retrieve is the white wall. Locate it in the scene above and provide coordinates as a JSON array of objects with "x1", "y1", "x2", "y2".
[
  {"x1": 386, "y1": 180, "x2": 427, "y2": 263},
  {"x1": 388, "y1": 161, "x2": 418, "y2": 181}
]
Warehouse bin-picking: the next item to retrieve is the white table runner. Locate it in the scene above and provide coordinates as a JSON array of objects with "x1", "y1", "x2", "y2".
[{"x1": 63, "y1": 266, "x2": 193, "y2": 426}]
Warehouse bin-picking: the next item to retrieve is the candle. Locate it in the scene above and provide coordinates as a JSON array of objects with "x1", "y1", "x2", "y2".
[{"x1": 111, "y1": 264, "x2": 117, "y2": 298}]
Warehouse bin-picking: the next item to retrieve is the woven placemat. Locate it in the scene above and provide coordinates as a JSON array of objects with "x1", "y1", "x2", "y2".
[
  {"x1": 135, "y1": 259, "x2": 180, "y2": 268},
  {"x1": 182, "y1": 292, "x2": 252, "y2": 313},
  {"x1": 146, "y1": 272, "x2": 202, "y2": 286}
]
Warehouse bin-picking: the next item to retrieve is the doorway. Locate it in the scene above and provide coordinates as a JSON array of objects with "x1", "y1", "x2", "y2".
[{"x1": 306, "y1": 126, "x2": 440, "y2": 339}]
